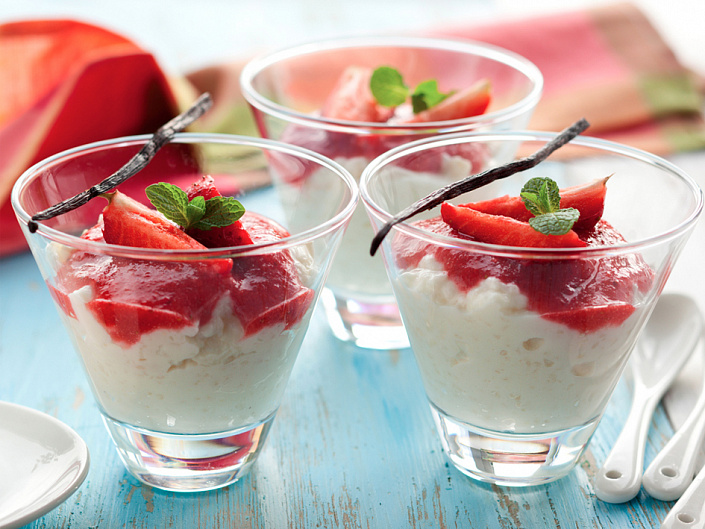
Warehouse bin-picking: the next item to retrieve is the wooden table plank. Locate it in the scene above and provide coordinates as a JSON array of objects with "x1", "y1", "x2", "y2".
[{"x1": 0, "y1": 251, "x2": 687, "y2": 528}]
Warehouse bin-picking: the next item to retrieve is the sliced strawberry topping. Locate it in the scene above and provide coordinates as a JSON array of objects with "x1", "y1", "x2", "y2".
[
  {"x1": 51, "y1": 178, "x2": 314, "y2": 344},
  {"x1": 276, "y1": 68, "x2": 492, "y2": 176},
  {"x1": 440, "y1": 202, "x2": 587, "y2": 248},
  {"x1": 400, "y1": 79, "x2": 492, "y2": 123},
  {"x1": 101, "y1": 189, "x2": 233, "y2": 276},
  {"x1": 559, "y1": 177, "x2": 609, "y2": 233},
  {"x1": 320, "y1": 66, "x2": 394, "y2": 123},
  {"x1": 184, "y1": 174, "x2": 222, "y2": 201},
  {"x1": 465, "y1": 177, "x2": 609, "y2": 233},
  {"x1": 395, "y1": 204, "x2": 653, "y2": 334},
  {"x1": 184, "y1": 175, "x2": 254, "y2": 247},
  {"x1": 80, "y1": 220, "x2": 105, "y2": 242},
  {"x1": 101, "y1": 190, "x2": 207, "y2": 250}
]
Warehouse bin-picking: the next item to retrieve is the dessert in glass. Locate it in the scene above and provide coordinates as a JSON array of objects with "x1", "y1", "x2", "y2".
[
  {"x1": 240, "y1": 36, "x2": 543, "y2": 349},
  {"x1": 11, "y1": 134, "x2": 357, "y2": 492},
  {"x1": 360, "y1": 130, "x2": 702, "y2": 485}
]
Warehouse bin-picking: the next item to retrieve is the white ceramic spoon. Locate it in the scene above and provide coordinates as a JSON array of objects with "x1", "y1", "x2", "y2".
[
  {"x1": 594, "y1": 293, "x2": 703, "y2": 504},
  {"x1": 643, "y1": 335, "x2": 705, "y2": 501},
  {"x1": 661, "y1": 463, "x2": 705, "y2": 529}
]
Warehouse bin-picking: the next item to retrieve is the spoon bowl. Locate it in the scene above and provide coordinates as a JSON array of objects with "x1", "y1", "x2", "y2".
[{"x1": 594, "y1": 293, "x2": 703, "y2": 503}]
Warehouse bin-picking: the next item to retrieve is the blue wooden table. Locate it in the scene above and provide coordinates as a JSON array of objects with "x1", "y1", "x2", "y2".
[
  {"x1": 2, "y1": 2, "x2": 704, "y2": 526},
  {"x1": 0, "y1": 249, "x2": 688, "y2": 528}
]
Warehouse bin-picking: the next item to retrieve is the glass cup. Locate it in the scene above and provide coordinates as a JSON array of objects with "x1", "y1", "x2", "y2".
[
  {"x1": 240, "y1": 36, "x2": 543, "y2": 350},
  {"x1": 360, "y1": 131, "x2": 703, "y2": 486},
  {"x1": 11, "y1": 134, "x2": 357, "y2": 492}
]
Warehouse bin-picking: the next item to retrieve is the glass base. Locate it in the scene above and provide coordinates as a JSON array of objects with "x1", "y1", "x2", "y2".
[
  {"x1": 102, "y1": 413, "x2": 274, "y2": 492},
  {"x1": 430, "y1": 403, "x2": 599, "y2": 486},
  {"x1": 321, "y1": 288, "x2": 409, "y2": 350}
]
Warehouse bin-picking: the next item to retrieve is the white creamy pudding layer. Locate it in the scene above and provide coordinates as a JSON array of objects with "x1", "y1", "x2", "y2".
[
  {"x1": 62, "y1": 287, "x2": 310, "y2": 434},
  {"x1": 394, "y1": 254, "x2": 641, "y2": 434}
]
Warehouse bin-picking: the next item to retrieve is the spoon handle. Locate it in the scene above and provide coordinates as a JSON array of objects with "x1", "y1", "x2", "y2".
[
  {"x1": 595, "y1": 384, "x2": 659, "y2": 503},
  {"x1": 661, "y1": 463, "x2": 705, "y2": 529},
  {"x1": 643, "y1": 363, "x2": 705, "y2": 501}
]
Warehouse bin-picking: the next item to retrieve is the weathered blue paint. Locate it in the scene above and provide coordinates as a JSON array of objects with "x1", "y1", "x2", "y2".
[{"x1": 0, "y1": 252, "x2": 678, "y2": 528}]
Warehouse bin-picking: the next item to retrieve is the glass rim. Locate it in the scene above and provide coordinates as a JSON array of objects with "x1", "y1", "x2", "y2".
[
  {"x1": 240, "y1": 35, "x2": 544, "y2": 133},
  {"x1": 11, "y1": 132, "x2": 359, "y2": 260},
  {"x1": 360, "y1": 130, "x2": 704, "y2": 258}
]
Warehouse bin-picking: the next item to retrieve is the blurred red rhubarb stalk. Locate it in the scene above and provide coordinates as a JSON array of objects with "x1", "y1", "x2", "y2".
[{"x1": 0, "y1": 19, "x2": 181, "y2": 256}]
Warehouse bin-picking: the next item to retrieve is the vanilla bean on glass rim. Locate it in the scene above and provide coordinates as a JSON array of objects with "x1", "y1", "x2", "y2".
[
  {"x1": 369, "y1": 118, "x2": 590, "y2": 256},
  {"x1": 27, "y1": 92, "x2": 214, "y2": 233}
]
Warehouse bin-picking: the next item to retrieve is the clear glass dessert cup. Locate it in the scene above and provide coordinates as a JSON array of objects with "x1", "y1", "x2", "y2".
[
  {"x1": 360, "y1": 131, "x2": 703, "y2": 486},
  {"x1": 240, "y1": 36, "x2": 543, "y2": 350},
  {"x1": 11, "y1": 134, "x2": 357, "y2": 492}
]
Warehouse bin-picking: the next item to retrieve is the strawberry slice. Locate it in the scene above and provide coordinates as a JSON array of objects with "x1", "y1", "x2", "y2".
[
  {"x1": 401, "y1": 79, "x2": 491, "y2": 123},
  {"x1": 184, "y1": 174, "x2": 222, "y2": 201},
  {"x1": 102, "y1": 190, "x2": 206, "y2": 250},
  {"x1": 184, "y1": 175, "x2": 253, "y2": 247},
  {"x1": 465, "y1": 177, "x2": 608, "y2": 233},
  {"x1": 101, "y1": 189, "x2": 232, "y2": 275},
  {"x1": 440, "y1": 202, "x2": 586, "y2": 248},
  {"x1": 275, "y1": 69, "x2": 492, "y2": 175},
  {"x1": 559, "y1": 177, "x2": 609, "y2": 233},
  {"x1": 320, "y1": 66, "x2": 394, "y2": 122}
]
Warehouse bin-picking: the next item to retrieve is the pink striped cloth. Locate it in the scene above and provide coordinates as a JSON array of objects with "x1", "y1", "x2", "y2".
[
  {"x1": 188, "y1": 2, "x2": 705, "y2": 156},
  {"x1": 426, "y1": 2, "x2": 705, "y2": 155}
]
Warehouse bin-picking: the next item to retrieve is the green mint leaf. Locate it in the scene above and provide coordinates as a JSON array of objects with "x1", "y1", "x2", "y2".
[
  {"x1": 528, "y1": 208, "x2": 580, "y2": 236},
  {"x1": 146, "y1": 182, "x2": 245, "y2": 231},
  {"x1": 518, "y1": 191, "x2": 540, "y2": 215},
  {"x1": 411, "y1": 79, "x2": 451, "y2": 114},
  {"x1": 370, "y1": 66, "x2": 453, "y2": 114},
  {"x1": 520, "y1": 177, "x2": 561, "y2": 216},
  {"x1": 370, "y1": 66, "x2": 408, "y2": 107},
  {"x1": 192, "y1": 196, "x2": 245, "y2": 230},
  {"x1": 145, "y1": 182, "x2": 191, "y2": 228},
  {"x1": 410, "y1": 92, "x2": 427, "y2": 114},
  {"x1": 186, "y1": 195, "x2": 206, "y2": 227},
  {"x1": 521, "y1": 177, "x2": 581, "y2": 235}
]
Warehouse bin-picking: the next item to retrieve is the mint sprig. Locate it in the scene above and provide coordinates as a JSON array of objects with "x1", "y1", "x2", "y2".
[
  {"x1": 369, "y1": 66, "x2": 408, "y2": 107},
  {"x1": 370, "y1": 66, "x2": 451, "y2": 114},
  {"x1": 145, "y1": 182, "x2": 245, "y2": 231},
  {"x1": 411, "y1": 79, "x2": 453, "y2": 113},
  {"x1": 520, "y1": 177, "x2": 579, "y2": 236}
]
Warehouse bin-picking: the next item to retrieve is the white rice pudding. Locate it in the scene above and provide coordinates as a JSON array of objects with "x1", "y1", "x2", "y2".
[
  {"x1": 60, "y1": 289, "x2": 311, "y2": 434},
  {"x1": 50, "y1": 244, "x2": 315, "y2": 435},
  {"x1": 394, "y1": 254, "x2": 641, "y2": 434}
]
